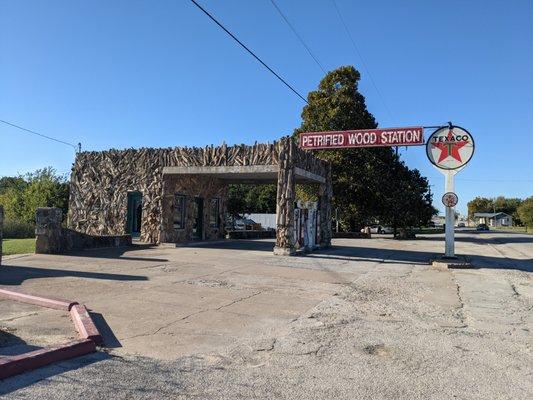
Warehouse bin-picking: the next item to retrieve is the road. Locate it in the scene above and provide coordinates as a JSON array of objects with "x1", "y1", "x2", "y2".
[{"x1": 1, "y1": 230, "x2": 531, "y2": 399}]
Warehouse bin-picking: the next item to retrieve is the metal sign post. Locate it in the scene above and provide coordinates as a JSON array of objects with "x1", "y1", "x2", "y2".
[
  {"x1": 443, "y1": 174, "x2": 458, "y2": 257},
  {"x1": 426, "y1": 124, "x2": 475, "y2": 259}
]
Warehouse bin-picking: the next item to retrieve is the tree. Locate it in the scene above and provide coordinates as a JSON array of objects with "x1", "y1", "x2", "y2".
[
  {"x1": 467, "y1": 197, "x2": 494, "y2": 219},
  {"x1": 467, "y1": 196, "x2": 523, "y2": 225},
  {"x1": 517, "y1": 197, "x2": 533, "y2": 229},
  {"x1": 0, "y1": 167, "x2": 69, "y2": 223},
  {"x1": 227, "y1": 184, "x2": 277, "y2": 215},
  {"x1": 293, "y1": 66, "x2": 434, "y2": 230}
]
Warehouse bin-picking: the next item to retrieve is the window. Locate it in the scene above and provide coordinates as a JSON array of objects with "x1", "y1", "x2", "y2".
[
  {"x1": 210, "y1": 198, "x2": 220, "y2": 228},
  {"x1": 173, "y1": 194, "x2": 186, "y2": 230}
]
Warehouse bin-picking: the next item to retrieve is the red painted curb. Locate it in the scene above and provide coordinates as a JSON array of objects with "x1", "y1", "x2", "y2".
[
  {"x1": 70, "y1": 304, "x2": 103, "y2": 345},
  {"x1": 0, "y1": 288, "x2": 78, "y2": 311},
  {"x1": 0, "y1": 339, "x2": 96, "y2": 380}
]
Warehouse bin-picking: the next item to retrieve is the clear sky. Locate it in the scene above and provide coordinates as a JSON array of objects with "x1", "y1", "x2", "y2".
[{"x1": 1, "y1": 0, "x2": 532, "y2": 215}]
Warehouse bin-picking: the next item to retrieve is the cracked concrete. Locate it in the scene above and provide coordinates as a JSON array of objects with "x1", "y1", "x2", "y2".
[{"x1": 1, "y1": 231, "x2": 532, "y2": 399}]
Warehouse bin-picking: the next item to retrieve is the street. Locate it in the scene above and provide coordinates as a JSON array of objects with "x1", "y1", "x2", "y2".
[{"x1": 1, "y1": 230, "x2": 531, "y2": 399}]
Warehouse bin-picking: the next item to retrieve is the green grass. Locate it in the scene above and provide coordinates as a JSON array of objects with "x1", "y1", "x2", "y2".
[
  {"x1": 491, "y1": 226, "x2": 532, "y2": 234},
  {"x1": 2, "y1": 238, "x2": 36, "y2": 255}
]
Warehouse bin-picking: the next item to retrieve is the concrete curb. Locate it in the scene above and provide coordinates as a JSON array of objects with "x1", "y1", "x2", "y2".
[
  {"x1": 0, "y1": 287, "x2": 78, "y2": 311},
  {"x1": 0, "y1": 339, "x2": 96, "y2": 380},
  {"x1": 70, "y1": 304, "x2": 103, "y2": 345},
  {"x1": 0, "y1": 288, "x2": 104, "y2": 380}
]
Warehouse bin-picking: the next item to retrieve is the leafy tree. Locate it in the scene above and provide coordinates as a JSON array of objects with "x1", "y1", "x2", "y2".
[
  {"x1": 467, "y1": 196, "x2": 523, "y2": 225},
  {"x1": 0, "y1": 167, "x2": 69, "y2": 223},
  {"x1": 467, "y1": 197, "x2": 494, "y2": 219},
  {"x1": 517, "y1": 197, "x2": 533, "y2": 229},
  {"x1": 227, "y1": 184, "x2": 277, "y2": 215}
]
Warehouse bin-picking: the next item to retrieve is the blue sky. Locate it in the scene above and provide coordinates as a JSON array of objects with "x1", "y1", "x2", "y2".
[{"x1": 1, "y1": 0, "x2": 532, "y2": 215}]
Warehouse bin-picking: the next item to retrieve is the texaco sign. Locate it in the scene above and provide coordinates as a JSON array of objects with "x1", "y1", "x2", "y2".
[{"x1": 426, "y1": 126, "x2": 475, "y2": 170}]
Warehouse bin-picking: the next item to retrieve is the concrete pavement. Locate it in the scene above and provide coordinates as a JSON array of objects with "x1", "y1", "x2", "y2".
[{"x1": 0, "y1": 230, "x2": 531, "y2": 399}]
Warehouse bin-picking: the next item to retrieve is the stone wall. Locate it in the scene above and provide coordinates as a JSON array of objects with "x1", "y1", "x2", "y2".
[
  {"x1": 161, "y1": 175, "x2": 227, "y2": 243},
  {"x1": 36, "y1": 207, "x2": 131, "y2": 254}
]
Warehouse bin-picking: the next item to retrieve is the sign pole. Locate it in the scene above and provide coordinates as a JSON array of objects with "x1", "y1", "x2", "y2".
[{"x1": 444, "y1": 171, "x2": 455, "y2": 258}]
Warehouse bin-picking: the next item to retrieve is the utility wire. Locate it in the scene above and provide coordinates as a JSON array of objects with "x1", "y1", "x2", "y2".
[
  {"x1": 331, "y1": 0, "x2": 395, "y2": 124},
  {"x1": 268, "y1": 0, "x2": 326, "y2": 74},
  {"x1": 0, "y1": 119, "x2": 79, "y2": 151},
  {"x1": 189, "y1": 0, "x2": 308, "y2": 104}
]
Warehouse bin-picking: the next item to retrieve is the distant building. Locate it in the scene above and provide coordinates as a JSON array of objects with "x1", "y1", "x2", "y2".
[
  {"x1": 431, "y1": 215, "x2": 445, "y2": 226},
  {"x1": 473, "y1": 212, "x2": 513, "y2": 227}
]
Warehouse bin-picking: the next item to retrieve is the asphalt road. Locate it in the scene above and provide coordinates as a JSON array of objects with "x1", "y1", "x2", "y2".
[{"x1": 1, "y1": 230, "x2": 531, "y2": 399}]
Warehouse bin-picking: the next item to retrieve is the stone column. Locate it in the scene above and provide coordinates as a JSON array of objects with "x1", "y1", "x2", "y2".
[
  {"x1": 319, "y1": 163, "x2": 333, "y2": 248},
  {"x1": 35, "y1": 207, "x2": 63, "y2": 254},
  {"x1": 274, "y1": 137, "x2": 296, "y2": 256},
  {"x1": 0, "y1": 205, "x2": 4, "y2": 266}
]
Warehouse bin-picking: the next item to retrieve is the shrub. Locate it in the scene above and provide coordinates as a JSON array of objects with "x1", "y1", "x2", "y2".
[{"x1": 3, "y1": 219, "x2": 35, "y2": 239}]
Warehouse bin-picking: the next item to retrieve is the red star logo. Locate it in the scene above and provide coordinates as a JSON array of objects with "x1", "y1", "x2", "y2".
[{"x1": 432, "y1": 130, "x2": 468, "y2": 163}]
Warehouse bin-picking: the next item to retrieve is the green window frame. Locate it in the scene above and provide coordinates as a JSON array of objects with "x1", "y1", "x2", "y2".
[{"x1": 174, "y1": 194, "x2": 186, "y2": 230}]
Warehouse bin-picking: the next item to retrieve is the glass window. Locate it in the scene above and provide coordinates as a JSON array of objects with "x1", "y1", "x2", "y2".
[
  {"x1": 210, "y1": 198, "x2": 220, "y2": 228},
  {"x1": 174, "y1": 194, "x2": 186, "y2": 230}
]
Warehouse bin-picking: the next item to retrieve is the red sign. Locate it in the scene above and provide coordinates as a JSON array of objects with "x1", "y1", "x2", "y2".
[{"x1": 299, "y1": 127, "x2": 424, "y2": 150}]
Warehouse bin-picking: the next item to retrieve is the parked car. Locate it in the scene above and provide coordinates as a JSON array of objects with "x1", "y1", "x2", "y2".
[
  {"x1": 234, "y1": 218, "x2": 257, "y2": 230},
  {"x1": 476, "y1": 223, "x2": 489, "y2": 231},
  {"x1": 457, "y1": 222, "x2": 465, "y2": 228},
  {"x1": 360, "y1": 225, "x2": 393, "y2": 234}
]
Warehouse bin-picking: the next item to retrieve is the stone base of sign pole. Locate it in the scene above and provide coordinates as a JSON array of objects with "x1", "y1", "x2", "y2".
[
  {"x1": 273, "y1": 246, "x2": 296, "y2": 256},
  {"x1": 431, "y1": 256, "x2": 473, "y2": 269}
]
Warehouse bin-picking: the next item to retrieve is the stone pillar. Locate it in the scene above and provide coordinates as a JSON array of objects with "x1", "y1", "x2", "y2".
[
  {"x1": 0, "y1": 205, "x2": 4, "y2": 266},
  {"x1": 274, "y1": 138, "x2": 296, "y2": 255},
  {"x1": 319, "y1": 163, "x2": 332, "y2": 248},
  {"x1": 35, "y1": 207, "x2": 63, "y2": 254}
]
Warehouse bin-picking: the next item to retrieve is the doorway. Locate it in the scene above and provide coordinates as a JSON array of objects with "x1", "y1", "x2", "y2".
[
  {"x1": 127, "y1": 192, "x2": 143, "y2": 237},
  {"x1": 192, "y1": 197, "x2": 204, "y2": 240}
]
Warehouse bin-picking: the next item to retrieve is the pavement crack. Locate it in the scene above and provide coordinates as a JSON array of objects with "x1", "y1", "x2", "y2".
[
  {"x1": 0, "y1": 312, "x2": 38, "y2": 322},
  {"x1": 452, "y1": 274, "x2": 467, "y2": 326},
  {"x1": 214, "y1": 291, "x2": 264, "y2": 311},
  {"x1": 121, "y1": 291, "x2": 265, "y2": 340}
]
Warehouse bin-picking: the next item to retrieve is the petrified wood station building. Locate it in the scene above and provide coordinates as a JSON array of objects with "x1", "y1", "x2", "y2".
[{"x1": 68, "y1": 137, "x2": 332, "y2": 255}]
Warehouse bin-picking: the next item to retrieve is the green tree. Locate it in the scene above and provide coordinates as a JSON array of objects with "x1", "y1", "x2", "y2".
[
  {"x1": 0, "y1": 167, "x2": 69, "y2": 223},
  {"x1": 227, "y1": 184, "x2": 277, "y2": 215},
  {"x1": 467, "y1": 197, "x2": 494, "y2": 219},
  {"x1": 517, "y1": 197, "x2": 533, "y2": 230}
]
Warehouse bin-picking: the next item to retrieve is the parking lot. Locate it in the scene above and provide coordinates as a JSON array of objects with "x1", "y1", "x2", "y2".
[{"x1": 1, "y1": 230, "x2": 532, "y2": 399}]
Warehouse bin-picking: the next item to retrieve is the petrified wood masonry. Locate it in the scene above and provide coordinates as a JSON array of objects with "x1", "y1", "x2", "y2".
[{"x1": 68, "y1": 137, "x2": 332, "y2": 254}]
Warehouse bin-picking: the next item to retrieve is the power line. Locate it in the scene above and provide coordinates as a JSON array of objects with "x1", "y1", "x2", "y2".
[
  {"x1": 268, "y1": 0, "x2": 326, "y2": 74},
  {"x1": 189, "y1": 0, "x2": 308, "y2": 104},
  {"x1": 330, "y1": 0, "x2": 395, "y2": 124},
  {"x1": 0, "y1": 119, "x2": 79, "y2": 151}
]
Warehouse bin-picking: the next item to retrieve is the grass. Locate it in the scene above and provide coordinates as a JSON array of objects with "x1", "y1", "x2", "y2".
[
  {"x1": 491, "y1": 226, "x2": 532, "y2": 234},
  {"x1": 2, "y1": 238, "x2": 36, "y2": 256}
]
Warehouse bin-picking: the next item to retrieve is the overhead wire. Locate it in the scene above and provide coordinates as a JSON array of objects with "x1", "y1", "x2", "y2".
[
  {"x1": 189, "y1": 0, "x2": 308, "y2": 104},
  {"x1": 330, "y1": 0, "x2": 396, "y2": 124},
  {"x1": 0, "y1": 119, "x2": 79, "y2": 151},
  {"x1": 268, "y1": 0, "x2": 327, "y2": 74}
]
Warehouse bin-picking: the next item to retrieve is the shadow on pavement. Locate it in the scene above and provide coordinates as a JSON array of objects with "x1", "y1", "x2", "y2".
[
  {"x1": 184, "y1": 239, "x2": 275, "y2": 253},
  {"x1": 303, "y1": 245, "x2": 533, "y2": 273},
  {"x1": 90, "y1": 312, "x2": 121, "y2": 349},
  {"x1": 0, "y1": 351, "x2": 110, "y2": 395},
  {"x1": 61, "y1": 244, "x2": 169, "y2": 263},
  {"x1": 0, "y1": 330, "x2": 41, "y2": 357},
  {"x1": 0, "y1": 265, "x2": 148, "y2": 286}
]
